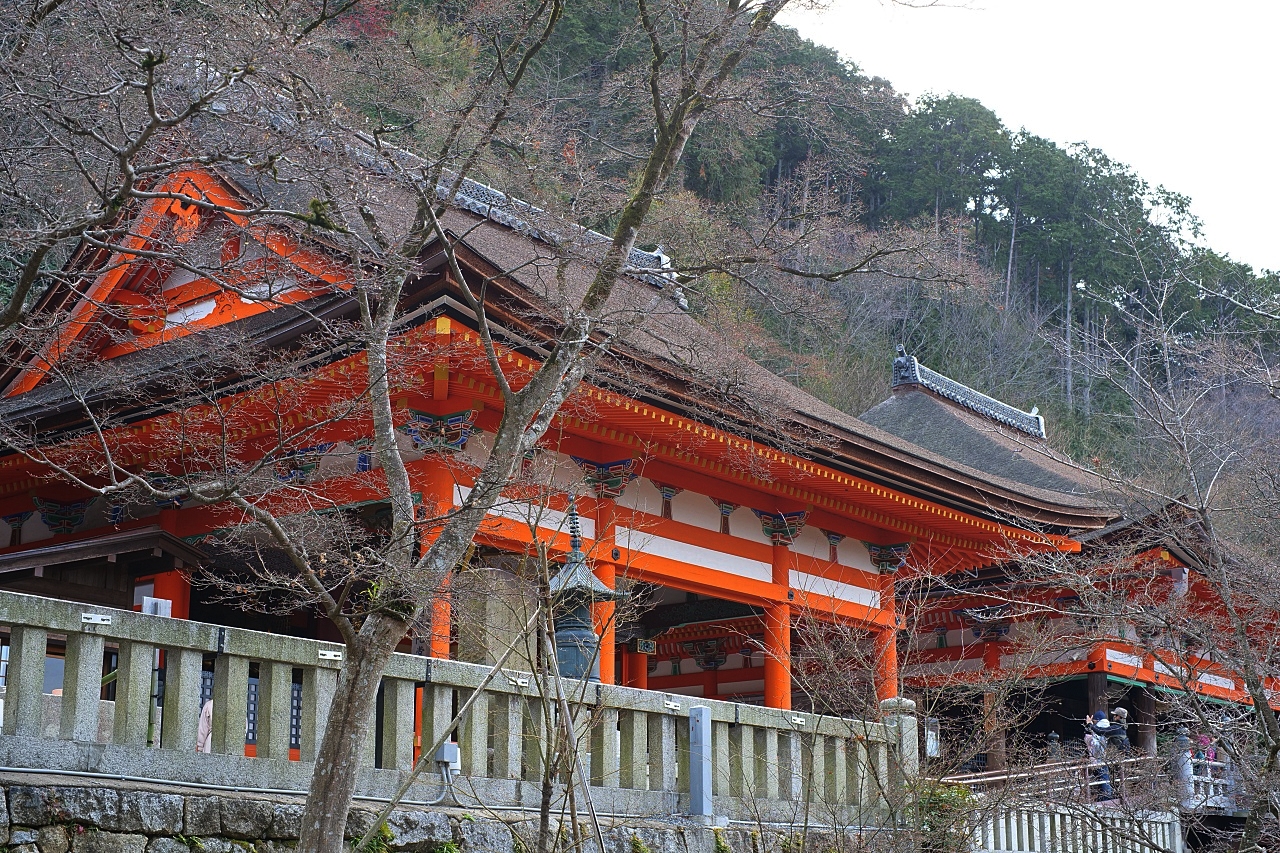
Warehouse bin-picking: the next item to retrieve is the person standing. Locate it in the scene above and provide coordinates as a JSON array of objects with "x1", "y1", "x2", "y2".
[{"x1": 1084, "y1": 713, "x2": 1114, "y2": 800}]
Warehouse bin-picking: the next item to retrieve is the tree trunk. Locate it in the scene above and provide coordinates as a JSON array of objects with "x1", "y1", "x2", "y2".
[
  {"x1": 1004, "y1": 193, "x2": 1019, "y2": 309},
  {"x1": 934, "y1": 182, "x2": 941, "y2": 235},
  {"x1": 299, "y1": 612, "x2": 408, "y2": 853},
  {"x1": 1065, "y1": 253, "x2": 1074, "y2": 411}
]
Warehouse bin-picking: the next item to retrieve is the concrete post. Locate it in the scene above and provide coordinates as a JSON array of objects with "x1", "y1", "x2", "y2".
[
  {"x1": 60, "y1": 630, "x2": 105, "y2": 742},
  {"x1": 113, "y1": 641, "x2": 155, "y2": 746},
  {"x1": 160, "y1": 647, "x2": 202, "y2": 751},
  {"x1": 255, "y1": 661, "x2": 292, "y2": 760},
  {"x1": 492, "y1": 692, "x2": 523, "y2": 781},
  {"x1": 590, "y1": 706, "x2": 620, "y2": 787},
  {"x1": 618, "y1": 709, "x2": 648, "y2": 789},
  {"x1": 780, "y1": 729, "x2": 802, "y2": 800},
  {"x1": 380, "y1": 677, "x2": 417, "y2": 770},
  {"x1": 1221, "y1": 753, "x2": 1240, "y2": 811},
  {"x1": 728, "y1": 721, "x2": 756, "y2": 798},
  {"x1": 647, "y1": 711, "x2": 677, "y2": 791},
  {"x1": 212, "y1": 654, "x2": 249, "y2": 756},
  {"x1": 688, "y1": 706, "x2": 713, "y2": 819},
  {"x1": 880, "y1": 696, "x2": 919, "y2": 780},
  {"x1": 299, "y1": 665, "x2": 337, "y2": 762},
  {"x1": 760, "y1": 727, "x2": 780, "y2": 800},
  {"x1": 3, "y1": 625, "x2": 46, "y2": 737},
  {"x1": 521, "y1": 697, "x2": 549, "y2": 783},
  {"x1": 457, "y1": 687, "x2": 489, "y2": 776},
  {"x1": 711, "y1": 720, "x2": 731, "y2": 796},
  {"x1": 1046, "y1": 731, "x2": 1061, "y2": 760}
]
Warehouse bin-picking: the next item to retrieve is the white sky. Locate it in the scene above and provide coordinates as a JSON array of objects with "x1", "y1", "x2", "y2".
[{"x1": 781, "y1": 0, "x2": 1280, "y2": 274}]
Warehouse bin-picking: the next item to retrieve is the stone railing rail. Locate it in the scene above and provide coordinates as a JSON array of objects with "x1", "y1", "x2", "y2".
[{"x1": 0, "y1": 589, "x2": 916, "y2": 824}]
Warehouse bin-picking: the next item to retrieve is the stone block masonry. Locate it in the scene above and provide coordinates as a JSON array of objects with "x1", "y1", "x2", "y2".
[{"x1": 0, "y1": 779, "x2": 867, "y2": 853}]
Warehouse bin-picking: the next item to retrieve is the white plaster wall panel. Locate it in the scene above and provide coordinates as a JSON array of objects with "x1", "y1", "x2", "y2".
[
  {"x1": 164, "y1": 298, "x2": 217, "y2": 328},
  {"x1": 907, "y1": 658, "x2": 986, "y2": 677},
  {"x1": 917, "y1": 629, "x2": 962, "y2": 651},
  {"x1": 716, "y1": 677, "x2": 764, "y2": 696},
  {"x1": 21, "y1": 512, "x2": 51, "y2": 544},
  {"x1": 312, "y1": 443, "x2": 347, "y2": 480},
  {"x1": 1199, "y1": 672, "x2": 1234, "y2": 690},
  {"x1": 838, "y1": 538, "x2": 876, "y2": 572},
  {"x1": 1005, "y1": 648, "x2": 1088, "y2": 669},
  {"x1": 543, "y1": 450, "x2": 586, "y2": 493},
  {"x1": 78, "y1": 498, "x2": 106, "y2": 530},
  {"x1": 458, "y1": 430, "x2": 493, "y2": 469},
  {"x1": 130, "y1": 503, "x2": 162, "y2": 521},
  {"x1": 1105, "y1": 649, "x2": 1143, "y2": 668},
  {"x1": 788, "y1": 569, "x2": 879, "y2": 609},
  {"x1": 394, "y1": 430, "x2": 424, "y2": 463},
  {"x1": 729, "y1": 506, "x2": 771, "y2": 545},
  {"x1": 161, "y1": 267, "x2": 200, "y2": 293},
  {"x1": 615, "y1": 477, "x2": 661, "y2": 514},
  {"x1": 790, "y1": 525, "x2": 830, "y2": 561},
  {"x1": 324, "y1": 441, "x2": 357, "y2": 474},
  {"x1": 454, "y1": 484, "x2": 595, "y2": 540},
  {"x1": 669, "y1": 490, "x2": 721, "y2": 532},
  {"x1": 616, "y1": 526, "x2": 771, "y2": 583}
]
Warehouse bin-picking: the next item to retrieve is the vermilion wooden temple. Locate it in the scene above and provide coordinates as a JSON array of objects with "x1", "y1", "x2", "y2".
[{"x1": 0, "y1": 162, "x2": 1115, "y2": 714}]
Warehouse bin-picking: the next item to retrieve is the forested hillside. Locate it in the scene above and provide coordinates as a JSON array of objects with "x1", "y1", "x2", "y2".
[
  {"x1": 8, "y1": 0, "x2": 1278, "y2": 464},
  {"x1": 360, "y1": 0, "x2": 1279, "y2": 461},
  {"x1": 542, "y1": 0, "x2": 1280, "y2": 458}
]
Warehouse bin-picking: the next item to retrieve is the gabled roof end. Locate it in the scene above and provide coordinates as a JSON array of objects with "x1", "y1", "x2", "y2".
[{"x1": 892, "y1": 345, "x2": 1047, "y2": 439}]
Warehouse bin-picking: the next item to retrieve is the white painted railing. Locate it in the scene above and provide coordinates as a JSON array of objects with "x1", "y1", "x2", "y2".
[{"x1": 974, "y1": 805, "x2": 1185, "y2": 853}]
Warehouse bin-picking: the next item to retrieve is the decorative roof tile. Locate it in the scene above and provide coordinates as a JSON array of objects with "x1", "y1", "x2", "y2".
[
  {"x1": 435, "y1": 174, "x2": 677, "y2": 292},
  {"x1": 891, "y1": 345, "x2": 1046, "y2": 439}
]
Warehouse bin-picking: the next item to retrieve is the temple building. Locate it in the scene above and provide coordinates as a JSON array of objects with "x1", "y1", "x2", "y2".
[{"x1": 0, "y1": 162, "x2": 1114, "y2": 721}]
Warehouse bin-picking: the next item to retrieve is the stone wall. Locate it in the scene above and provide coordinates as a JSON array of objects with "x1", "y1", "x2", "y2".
[{"x1": 0, "y1": 779, "x2": 863, "y2": 853}]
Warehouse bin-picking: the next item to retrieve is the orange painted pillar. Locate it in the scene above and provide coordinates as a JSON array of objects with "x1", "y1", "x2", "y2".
[
  {"x1": 592, "y1": 500, "x2": 618, "y2": 684},
  {"x1": 421, "y1": 458, "x2": 456, "y2": 660},
  {"x1": 983, "y1": 639, "x2": 1002, "y2": 672},
  {"x1": 152, "y1": 570, "x2": 191, "y2": 619},
  {"x1": 764, "y1": 542, "x2": 792, "y2": 709},
  {"x1": 763, "y1": 603, "x2": 791, "y2": 709},
  {"x1": 874, "y1": 627, "x2": 899, "y2": 702},
  {"x1": 703, "y1": 668, "x2": 719, "y2": 700},
  {"x1": 593, "y1": 561, "x2": 617, "y2": 684},
  {"x1": 624, "y1": 648, "x2": 650, "y2": 686},
  {"x1": 874, "y1": 573, "x2": 899, "y2": 701}
]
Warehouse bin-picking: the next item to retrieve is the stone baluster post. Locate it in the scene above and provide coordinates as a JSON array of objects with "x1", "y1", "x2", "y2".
[
  {"x1": 728, "y1": 720, "x2": 756, "y2": 799},
  {"x1": 113, "y1": 640, "x2": 156, "y2": 745},
  {"x1": 618, "y1": 708, "x2": 648, "y2": 789},
  {"x1": 880, "y1": 696, "x2": 919, "y2": 780},
  {"x1": 1170, "y1": 727, "x2": 1194, "y2": 808},
  {"x1": 212, "y1": 654, "x2": 249, "y2": 755},
  {"x1": 299, "y1": 665, "x2": 338, "y2": 762},
  {"x1": 160, "y1": 648, "x2": 203, "y2": 751},
  {"x1": 380, "y1": 677, "x2": 417, "y2": 770},
  {"x1": 61, "y1": 628, "x2": 106, "y2": 741},
  {"x1": 3, "y1": 626, "x2": 46, "y2": 737}
]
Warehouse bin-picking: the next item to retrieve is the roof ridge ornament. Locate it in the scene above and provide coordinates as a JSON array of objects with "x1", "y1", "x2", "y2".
[{"x1": 891, "y1": 346, "x2": 1047, "y2": 439}]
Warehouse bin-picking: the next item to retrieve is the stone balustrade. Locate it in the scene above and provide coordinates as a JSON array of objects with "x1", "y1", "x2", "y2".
[{"x1": 0, "y1": 589, "x2": 914, "y2": 825}]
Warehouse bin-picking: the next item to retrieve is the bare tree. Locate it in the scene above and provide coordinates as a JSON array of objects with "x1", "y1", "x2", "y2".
[
  {"x1": 0, "y1": 2, "x2": 904, "y2": 852},
  {"x1": 1003, "y1": 207, "x2": 1280, "y2": 851}
]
